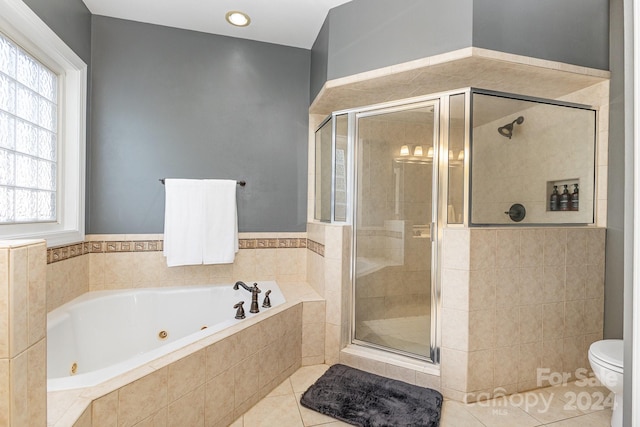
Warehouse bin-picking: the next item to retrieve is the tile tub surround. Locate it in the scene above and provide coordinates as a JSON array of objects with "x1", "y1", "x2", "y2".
[
  {"x1": 441, "y1": 227, "x2": 605, "y2": 402},
  {"x1": 0, "y1": 240, "x2": 48, "y2": 427},
  {"x1": 47, "y1": 282, "x2": 324, "y2": 427},
  {"x1": 45, "y1": 233, "x2": 317, "y2": 312}
]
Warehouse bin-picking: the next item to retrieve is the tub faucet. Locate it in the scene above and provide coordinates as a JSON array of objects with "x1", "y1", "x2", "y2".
[{"x1": 233, "y1": 281, "x2": 261, "y2": 313}]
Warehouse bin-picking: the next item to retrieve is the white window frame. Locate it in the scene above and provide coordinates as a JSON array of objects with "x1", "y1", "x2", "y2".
[{"x1": 0, "y1": 0, "x2": 86, "y2": 247}]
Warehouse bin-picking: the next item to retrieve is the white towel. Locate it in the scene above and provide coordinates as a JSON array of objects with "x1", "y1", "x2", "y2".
[
  {"x1": 163, "y1": 179, "x2": 238, "y2": 267},
  {"x1": 202, "y1": 179, "x2": 239, "y2": 264}
]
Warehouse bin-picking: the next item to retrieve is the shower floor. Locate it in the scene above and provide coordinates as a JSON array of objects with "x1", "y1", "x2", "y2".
[{"x1": 357, "y1": 315, "x2": 430, "y2": 357}]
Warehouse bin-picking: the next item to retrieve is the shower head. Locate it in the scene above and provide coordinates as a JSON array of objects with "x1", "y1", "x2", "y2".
[{"x1": 497, "y1": 116, "x2": 525, "y2": 139}]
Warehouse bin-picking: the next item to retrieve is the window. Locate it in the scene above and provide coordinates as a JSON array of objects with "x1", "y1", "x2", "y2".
[
  {"x1": 0, "y1": 0, "x2": 86, "y2": 246},
  {"x1": 0, "y1": 34, "x2": 58, "y2": 223}
]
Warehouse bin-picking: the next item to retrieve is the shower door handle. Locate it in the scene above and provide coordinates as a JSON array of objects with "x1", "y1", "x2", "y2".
[{"x1": 429, "y1": 222, "x2": 436, "y2": 242}]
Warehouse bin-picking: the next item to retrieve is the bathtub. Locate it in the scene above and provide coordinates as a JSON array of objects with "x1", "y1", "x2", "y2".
[{"x1": 47, "y1": 281, "x2": 285, "y2": 391}]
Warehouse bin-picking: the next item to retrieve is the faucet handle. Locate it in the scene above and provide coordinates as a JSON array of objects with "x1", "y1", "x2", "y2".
[
  {"x1": 233, "y1": 301, "x2": 246, "y2": 319},
  {"x1": 262, "y1": 290, "x2": 272, "y2": 308},
  {"x1": 252, "y1": 283, "x2": 261, "y2": 294}
]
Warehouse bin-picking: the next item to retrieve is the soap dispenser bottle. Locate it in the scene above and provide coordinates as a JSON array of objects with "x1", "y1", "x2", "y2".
[
  {"x1": 560, "y1": 184, "x2": 570, "y2": 211},
  {"x1": 549, "y1": 186, "x2": 559, "y2": 211},
  {"x1": 571, "y1": 183, "x2": 579, "y2": 211}
]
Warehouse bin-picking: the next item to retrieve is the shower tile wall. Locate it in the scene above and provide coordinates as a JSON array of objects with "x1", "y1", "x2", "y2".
[
  {"x1": 441, "y1": 227, "x2": 605, "y2": 401},
  {"x1": 0, "y1": 240, "x2": 47, "y2": 426}
]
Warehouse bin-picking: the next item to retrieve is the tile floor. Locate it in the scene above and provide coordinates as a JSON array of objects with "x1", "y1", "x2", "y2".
[{"x1": 231, "y1": 364, "x2": 613, "y2": 427}]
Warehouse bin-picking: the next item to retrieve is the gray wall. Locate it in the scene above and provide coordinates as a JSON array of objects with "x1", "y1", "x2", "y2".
[
  {"x1": 89, "y1": 17, "x2": 310, "y2": 233},
  {"x1": 311, "y1": 0, "x2": 473, "y2": 100},
  {"x1": 310, "y1": 17, "x2": 330, "y2": 102},
  {"x1": 311, "y1": 0, "x2": 609, "y2": 101},
  {"x1": 22, "y1": 0, "x2": 91, "y2": 64},
  {"x1": 607, "y1": 0, "x2": 625, "y2": 341},
  {"x1": 473, "y1": 0, "x2": 609, "y2": 70}
]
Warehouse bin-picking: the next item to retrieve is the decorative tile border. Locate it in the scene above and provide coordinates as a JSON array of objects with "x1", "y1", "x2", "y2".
[
  {"x1": 48, "y1": 237, "x2": 323, "y2": 264},
  {"x1": 306, "y1": 239, "x2": 325, "y2": 257}
]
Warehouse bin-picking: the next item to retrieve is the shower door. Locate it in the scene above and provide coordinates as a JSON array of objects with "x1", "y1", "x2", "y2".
[{"x1": 353, "y1": 101, "x2": 439, "y2": 361}]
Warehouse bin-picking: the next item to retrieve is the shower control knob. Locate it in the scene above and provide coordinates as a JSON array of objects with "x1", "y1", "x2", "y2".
[{"x1": 504, "y1": 203, "x2": 526, "y2": 222}]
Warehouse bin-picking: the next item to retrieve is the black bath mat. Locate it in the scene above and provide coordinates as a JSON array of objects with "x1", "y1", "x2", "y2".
[{"x1": 300, "y1": 364, "x2": 443, "y2": 427}]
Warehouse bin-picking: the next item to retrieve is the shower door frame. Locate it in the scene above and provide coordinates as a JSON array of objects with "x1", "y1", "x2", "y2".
[{"x1": 348, "y1": 96, "x2": 444, "y2": 364}]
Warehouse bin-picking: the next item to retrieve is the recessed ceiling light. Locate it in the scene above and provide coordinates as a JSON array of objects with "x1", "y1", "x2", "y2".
[{"x1": 225, "y1": 11, "x2": 251, "y2": 27}]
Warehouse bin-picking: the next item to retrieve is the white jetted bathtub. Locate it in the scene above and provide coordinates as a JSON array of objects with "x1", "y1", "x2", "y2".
[{"x1": 47, "y1": 281, "x2": 284, "y2": 391}]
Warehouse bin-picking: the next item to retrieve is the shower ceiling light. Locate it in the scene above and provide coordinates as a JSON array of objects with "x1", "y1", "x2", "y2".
[
  {"x1": 458, "y1": 150, "x2": 464, "y2": 160},
  {"x1": 400, "y1": 145, "x2": 409, "y2": 156},
  {"x1": 226, "y1": 11, "x2": 251, "y2": 27},
  {"x1": 413, "y1": 145, "x2": 423, "y2": 156},
  {"x1": 427, "y1": 147, "x2": 434, "y2": 158}
]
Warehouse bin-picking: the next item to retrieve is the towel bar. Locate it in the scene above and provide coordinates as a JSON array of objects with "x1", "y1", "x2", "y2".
[{"x1": 159, "y1": 178, "x2": 246, "y2": 187}]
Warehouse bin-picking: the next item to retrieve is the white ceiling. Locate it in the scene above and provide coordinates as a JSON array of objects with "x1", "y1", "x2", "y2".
[{"x1": 81, "y1": 0, "x2": 352, "y2": 49}]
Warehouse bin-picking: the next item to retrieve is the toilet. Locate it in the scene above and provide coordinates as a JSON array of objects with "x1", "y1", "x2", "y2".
[{"x1": 588, "y1": 339, "x2": 623, "y2": 427}]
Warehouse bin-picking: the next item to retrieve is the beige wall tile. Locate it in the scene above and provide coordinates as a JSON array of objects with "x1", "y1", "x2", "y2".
[
  {"x1": 232, "y1": 249, "x2": 257, "y2": 282},
  {"x1": 441, "y1": 348, "x2": 468, "y2": 392},
  {"x1": 467, "y1": 349, "x2": 493, "y2": 392},
  {"x1": 325, "y1": 323, "x2": 341, "y2": 365},
  {"x1": 234, "y1": 352, "x2": 260, "y2": 406},
  {"x1": 519, "y1": 305, "x2": 543, "y2": 344},
  {"x1": 584, "y1": 298, "x2": 604, "y2": 334},
  {"x1": 167, "y1": 349, "x2": 206, "y2": 403},
  {"x1": 0, "y1": 359, "x2": 8, "y2": 426},
  {"x1": 543, "y1": 229, "x2": 567, "y2": 266},
  {"x1": 565, "y1": 266, "x2": 586, "y2": 300},
  {"x1": 468, "y1": 309, "x2": 495, "y2": 351},
  {"x1": 586, "y1": 229, "x2": 606, "y2": 265},
  {"x1": 92, "y1": 390, "x2": 118, "y2": 427},
  {"x1": 258, "y1": 341, "x2": 281, "y2": 389},
  {"x1": 494, "y1": 345, "x2": 519, "y2": 387},
  {"x1": 541, "y1": 339, "x2": 564, "y2": 385},
  {"x1": 564, "y1": 300, "x2": 585, "y2": 337},
  {"x1": 518, "y1": 342, "x2": 542, "y2": 383},
  {"x1": 520, "y1": 229, "x2": 544, "y2": 267},
  {"x1": 301, "y1": 322, "x2": 325, "y2": 358},
  {"x1": 205, "y1": 336, "x2": 238, "y2": 381},
  {"x1": 134, "y1": 408, "x2": 167, "y2": 427},
  {"x1": 542, "y1": 303, "x2": 564, "y2": 341},
  {"x1": 519, "y1": 267, "x2": 543, "y2": 305},
  {"x1": 10, "y1": 349, "x2": 28, "y2": 426},
  {"x1": 88, "y1": 253, "x2": 105, "y2": 290},
  {"x1": 27, "y1": 243, "x2": 46, "y2": 346},
  {"x1": 562, "y1": 336, "x2": 586, "y2": 377},
  {"x1": 566, "y1": 229, "x2": 588, "y2": 265},
  {"x1": 542, "y1": 266, "x2": 566, "y2": 303},
  {"x1": 442, "y1": 268, "x2": 469, "y2": 311},
  {"x1": 495, "y1": 268, "x2": 519, "y2": 308},
  {"x1": 302, "y1": 300, "x2": 325, "y2": 324},
  {"x1": 167, "y1": 385, "x2": 205, "y2": 427},
  {"x1": 495, "y1": 306, "x2": 519, "y2": 348},
  {"x1": 468, "y1": 268, "x2": 495, "y2": 311},
  {"x1": 469, "y1": 230, "x2": 496, "y2": 270},
  {"x1": 72, "y1": 405, "x2": 92, "y2": 427},
  {"x1": 442, "y1": 308, "x2": 469, "y2": 351},
  {"x1": 496, "y1": 229, "x2": 520, "y2": 268},
  {"x1": 27, "y1": 338, "x2": 46, "y2": 426},
  {"x1": 442, "y1": 229, "x2": 470, "y2": 270},
  {"x1": 0, "y1": 249, "x2": 8, "y2": 358},
  {"x1": 118, "y1": 368, "x2": 168, "y2": 427},
  {"x1": 585, "y1": 264, "x2": 605, "y2": 299},
  {"x1": 204, "y1": 369, "x2": 235, "y2": 426},
  {"x1": 9, "y1": 247, "x2": 28, "y2": 357}
]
